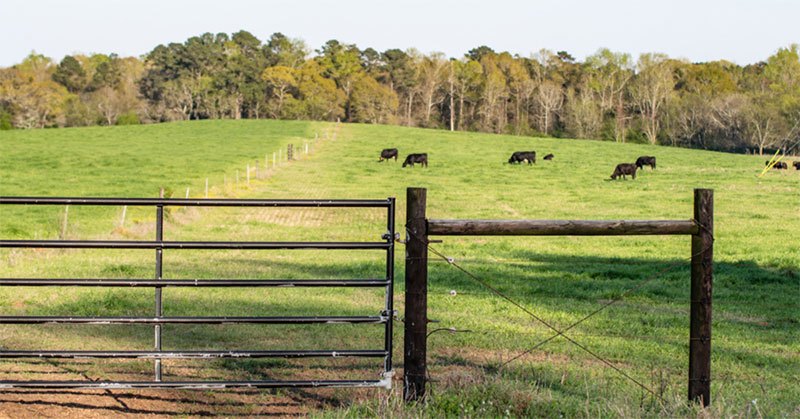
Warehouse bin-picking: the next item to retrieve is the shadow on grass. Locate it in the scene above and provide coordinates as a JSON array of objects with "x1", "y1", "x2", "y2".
[{"x1": 0, "y1": 253, "x2": 796, "y2": 413}]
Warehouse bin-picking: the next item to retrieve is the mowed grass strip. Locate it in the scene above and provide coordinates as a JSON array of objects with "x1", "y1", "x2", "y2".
[
  {"x1": 0, "y1": 120, "x2": 798, "y2": 416},
  {"x1": 0, "y1": 119, "x2": 325, "y2": 238}
]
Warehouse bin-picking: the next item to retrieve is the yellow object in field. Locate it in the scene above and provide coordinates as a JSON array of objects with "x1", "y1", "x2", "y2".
[{"x1": 758, "y1": 150, "x2": 784, "y2": 177}]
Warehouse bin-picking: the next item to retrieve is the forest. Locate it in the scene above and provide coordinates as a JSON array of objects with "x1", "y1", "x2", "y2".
[{"x1": 1, "y1": 30, "x2": 798, "y2": 155}]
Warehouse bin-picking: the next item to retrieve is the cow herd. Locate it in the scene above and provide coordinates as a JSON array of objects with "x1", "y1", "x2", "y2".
[
  {"x1": 378, "y1": 148, "x2": 429, "y2": 167},
  {"x1": 379, "y1": 147, "x2": 652, "y2": 180},
  {"x1": 378, "y1": 147, "x2": 799, "y2": 178},
  {"x1": 765, "y1": 160, "x2": 800, "y2": 170},
  {"x1": 379, "y1": 148, "x2": 554, "y2": 168},
  {"x1": 607, "y1": 155, "x2": 657, "y2": 180}
]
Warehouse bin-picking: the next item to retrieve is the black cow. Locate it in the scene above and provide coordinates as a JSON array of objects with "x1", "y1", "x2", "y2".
[
  {"x1": 402, "y1": 153, "x2": 428, "y2": 167},
  {"x1": 766, "y1": 160, "x2": 788, "y2": 169},
  {"x1": 378, "y1": 148, "x2": 398, "y2": 162},
  {"x1": 543, "y1": 153, "x2": 554, "y2": 160},
  {"x1": 635, "y1": 156, "x2": 656, "y2": 170},
  {"x1": 508, "y1": 151, "x2": 536, "y2": 165},
  {"x1": 794, "y1": 161, "x2": 800, "y2": 170},
  {"x1": 610, "y1": 163, "x2": 637, "y2": 180}
]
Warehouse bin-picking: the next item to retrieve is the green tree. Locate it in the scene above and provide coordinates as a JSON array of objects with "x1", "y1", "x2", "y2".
[
  {"x1": 350, "y1": 76, "x2": 398, "y2": 124},
  {"x1": 452, "y1": 59, "x2": 483, "y2": 131},
  {"x1": 380, "y1": 49, "x2": 418, "y2": 126},
  {"x1": 316, "y1": 40, "x2": 365, "y2": 121},
  {"x1": 265, "y1": 32, "x2": 308, "y2": 68},
  {"x1": 0, "y1": 53, "x2": 69, "y2": 128},
  {"x1": 52, "y1": 56, "x2": 87, "y2": 93},
  {"x1": 287, "y1": 61, "x2": 345, "y2": 120},
  {"x1": 261, "y1": 65, "x2": 297, "y2": 118}
]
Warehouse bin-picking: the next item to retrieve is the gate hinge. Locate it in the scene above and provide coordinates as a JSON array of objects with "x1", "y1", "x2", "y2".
[{"x1": 379, "y1": 370, "x2": 395, "y2": 389}]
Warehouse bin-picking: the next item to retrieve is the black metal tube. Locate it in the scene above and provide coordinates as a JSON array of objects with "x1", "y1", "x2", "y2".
[
  {"x1": 0, "y1": 316, "x2": 388, "y2": 324},
  {"x1": 384, "y1": 197, "x2": 395, "y2": 374},
  {"x1": 0, "y1": 197, "x2": 391, "y2": 207},
  {"x1": 0, "y1": 279, "x2": 390, "y2": 287},
  {"x1": 0, "y1": 380, "x2": 387, "y2": 389},
  {"x1": 0, "y1": 350, "x2": 388, "y2": 359},
  {"x1": 154, "y1": 204, "x2": 163, "y2": 382},
  {"x1": 0, "y1": 240, "x2": 391, "y2": 249}
]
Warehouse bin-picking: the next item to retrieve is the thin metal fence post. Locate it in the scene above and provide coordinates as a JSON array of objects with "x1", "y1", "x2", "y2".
[
  {"x1": 404, "y1": 188, "x2": 428, "y2": 401},
  {"x1": 689, "y1": 189, "x2": 713, "y2": 406},
  {"x1": 155, "y1": 189, "x2": 164, "y2": 381}
]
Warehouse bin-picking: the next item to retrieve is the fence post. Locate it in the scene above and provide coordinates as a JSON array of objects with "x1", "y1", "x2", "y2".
[
  {"x1": 689, "y1": 188, "x2": 713, "y2": 406},
  {"x1": 60, "y1": 205, "x2": 69, "y2": 239},
  {"x1": 119, "y1": 205, "x2": 127, "y2": 228},
  {"x1": 404, "y1": 187, "x2": 428, "y2": 402}
]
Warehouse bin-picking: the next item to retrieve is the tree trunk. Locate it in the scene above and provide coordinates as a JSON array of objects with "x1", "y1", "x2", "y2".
[
  {"x1": 615, "y1": 99, "x2": 626, "y2": 143},
  {"x1": 406, "y1": 94, "x2": 413, "y2": 126},
  {"x1": 458, "y1": 94, "x2": 464, "y2": 131},
  {"x1": 449, "y1": 79, "x2": 455, "y2": 131}
]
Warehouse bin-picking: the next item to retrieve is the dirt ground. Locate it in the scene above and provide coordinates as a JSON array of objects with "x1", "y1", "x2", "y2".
[
  {"x1": 0, "y1": 389, "x2": 309, "y2": 418},
  {"x1": 0, "y1": 360, "x2": 329, "y2": 417}
]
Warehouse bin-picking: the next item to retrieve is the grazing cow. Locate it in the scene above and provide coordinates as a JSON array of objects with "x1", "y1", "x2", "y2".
[
  {"x1": 543, "y1": 153, "x2": 554, "y2": 160},
  {"x1": 766, "y1": 160, "x2": 788, "y2": 169},
  {"x1": 378, "y1": 148, "x2": 398, "y2": 162},
  {"x1": 635, "y1": 156, "x2": 657, "y2": 170},
  {"x1": 508, "y1": 151, "x2": 536, "y2": 165},
  {"x1": 794, "y1": 161, "x2": 800, "y2": 170},
  {"x1": 610, "y1": 163, "x2": 637, "y2": 180},
  {"x1": 402, "y1": 153, "x2": 428, "y2": 167}
]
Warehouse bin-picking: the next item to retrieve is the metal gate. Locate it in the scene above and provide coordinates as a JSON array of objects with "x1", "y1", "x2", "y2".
[{"x1": 0, "y1": 196, "x2": 396, "y2": 389}]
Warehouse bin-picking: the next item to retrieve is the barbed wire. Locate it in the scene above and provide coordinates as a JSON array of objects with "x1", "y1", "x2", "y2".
[{"x1": 405, "y1": 222, "x2": 714, "y2": 405}]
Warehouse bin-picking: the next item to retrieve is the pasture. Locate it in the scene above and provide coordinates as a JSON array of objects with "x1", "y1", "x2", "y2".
[{"x1": 0, "y1": 120, "x2": 798, "y2": 417}]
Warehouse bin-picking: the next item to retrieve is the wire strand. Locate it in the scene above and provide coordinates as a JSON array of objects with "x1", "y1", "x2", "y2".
[{"x1": 405, "y1": 227, "x2": 713, "y2": 404}]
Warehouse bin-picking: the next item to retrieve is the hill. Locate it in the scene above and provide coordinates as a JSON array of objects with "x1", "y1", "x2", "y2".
[{"x1": 0, "y1": 120, "x2": 798, "y2": 416}]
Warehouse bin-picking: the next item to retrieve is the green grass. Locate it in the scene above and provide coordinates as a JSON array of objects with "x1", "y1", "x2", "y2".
[{"x1": 0, "y1": 120, "x2": 798, "y2": 417}]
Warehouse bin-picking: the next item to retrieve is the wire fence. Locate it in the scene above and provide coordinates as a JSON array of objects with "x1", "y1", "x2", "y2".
[{"x1": 405, "y1": 225, "x2": 715, "y2": 405}]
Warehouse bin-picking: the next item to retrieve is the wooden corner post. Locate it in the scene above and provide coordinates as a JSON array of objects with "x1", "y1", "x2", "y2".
[
  {"x1": 404, "y1": 187, "x2": 428, "y2": 402},
  {"x1": 689, "y1": 188, "x2": 713, "y2": 406}
]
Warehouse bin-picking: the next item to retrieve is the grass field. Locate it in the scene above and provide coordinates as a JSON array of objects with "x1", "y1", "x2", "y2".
[{"x1": 0, "y1": 120, "x2": 798, "y2": 417}]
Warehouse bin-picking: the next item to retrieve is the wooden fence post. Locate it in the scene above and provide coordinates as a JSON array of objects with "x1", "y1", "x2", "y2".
[
  {"x1": 119, "y1": 205, "x2": 127, "y2": 228},
  {"x1": 689, "y1": 188, "x2": 714, "y2": 406},
  {"x1": 60, "y1": 206, "x2": 69, "y2": 239},
  {"x1": 404, "y1": 187, "x2": 428, "y2": 402}
]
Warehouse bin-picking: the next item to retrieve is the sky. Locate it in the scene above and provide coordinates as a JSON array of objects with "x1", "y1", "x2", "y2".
[{"x1": 1, "y1": 0, "x2": 798, "y2": 67}]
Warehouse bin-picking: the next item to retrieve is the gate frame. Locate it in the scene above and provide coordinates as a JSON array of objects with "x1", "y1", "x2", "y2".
[
  {"x1": 403, "y1": 187, "x2": 713, "y2": 406},
  {"x1": 0, "y1": 196, "x2": 396, "y2": 389}
]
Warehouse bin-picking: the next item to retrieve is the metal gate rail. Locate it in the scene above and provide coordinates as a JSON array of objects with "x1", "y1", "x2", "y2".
[{"x1": 0, "y1": 196, "x2": 396, "y2": 389}]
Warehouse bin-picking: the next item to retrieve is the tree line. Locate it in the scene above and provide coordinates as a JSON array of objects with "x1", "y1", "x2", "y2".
[{"x1": 1, "y1": 30, "x2": 798, "y2": 155}]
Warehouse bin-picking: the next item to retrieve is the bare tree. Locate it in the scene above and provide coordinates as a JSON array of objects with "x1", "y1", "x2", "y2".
[
  {"x1": 416, "y1": 52, "x2": 448, "y2": 127},
  {"x1": 632, "y1": 53, "x2": 675, "y2": 145},
  {"x1": 536, "y1": 81, "x2": 564, "y2": 135},
  {"x1": 564, "y1": 84, "x2": 602, "y2": 139},
  {"x1": 586, "y1": 49, "x2": 634, "y2": 142}
]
